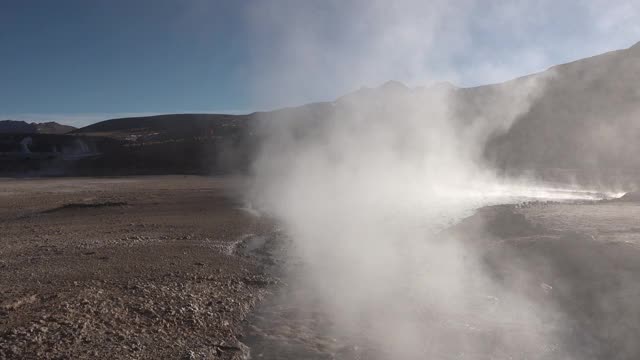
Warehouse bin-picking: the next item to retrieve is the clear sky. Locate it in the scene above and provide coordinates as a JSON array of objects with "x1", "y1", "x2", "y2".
[{"x1": 1, "y1": 0, "x2": 639, "y2": 126}]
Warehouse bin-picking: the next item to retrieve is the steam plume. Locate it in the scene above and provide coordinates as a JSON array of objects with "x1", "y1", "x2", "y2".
[{"x1": 245, "y1": 1, "x2": 612, "y2": 358}]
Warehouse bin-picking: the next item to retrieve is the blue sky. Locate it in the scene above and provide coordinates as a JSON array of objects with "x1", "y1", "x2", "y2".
[{"x1": 1, "y1": 0, "x2": 639, "y2": 126}]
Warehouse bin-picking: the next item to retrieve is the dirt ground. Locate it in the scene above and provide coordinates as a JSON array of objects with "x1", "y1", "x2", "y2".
[
  {"x1": 3, "y1": 176, "x2": 640, "y2": 360},
  {"x1": 0, "y1": 176, "x2": 274, "y2": 360}
]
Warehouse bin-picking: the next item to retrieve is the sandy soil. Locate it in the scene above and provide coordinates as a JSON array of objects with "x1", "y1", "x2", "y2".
[{"x1": 0, "y1": 176, "x2": 275, "y2": 360}]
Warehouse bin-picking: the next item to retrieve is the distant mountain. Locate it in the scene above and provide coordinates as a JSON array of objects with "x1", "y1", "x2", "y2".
[
  {"x1": 31, "y1": 40, "x2": 640, "y2": 185},
  {"x1": 0, "y1": 120, "x2": 35, "y2": 133},
  {"x1": 0, "y1": 120, "x2": 76, "y2": 134},
  {"x1": 35, "y1": 122, "x2": 76, "y2": 134},
  {"x1": 73, "y1": 113, "x2": 249, "y2": 134},
  {"x1": 482, "y1": 41, "x2": 640, "y2": 183},
  {"x1": 254, "y1": 41, "x2": 640, "y2": 186},
  {"x1": 67, "y1": 113, "x2": 255, "y2": 176}
]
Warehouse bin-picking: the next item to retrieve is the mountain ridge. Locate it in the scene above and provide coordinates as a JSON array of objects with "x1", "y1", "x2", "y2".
[
  {"x1": 55, "y1": 40, "x2": 640, "y2": 184},
  {"x1": 0, "y1": 120, "x2": 76, "y2": 134}
]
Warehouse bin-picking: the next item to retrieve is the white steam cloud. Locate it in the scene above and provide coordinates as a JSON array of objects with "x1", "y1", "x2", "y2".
[
  {"x1": 244, "y1": 1, "x2": 619, "y2": 358},
  {"x1": 249, "y1": 75, "x2": 568, "y2": 359}
]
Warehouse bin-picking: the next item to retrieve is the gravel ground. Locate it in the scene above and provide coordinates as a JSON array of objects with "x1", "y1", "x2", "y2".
[
  {"x1": 3, "y1": 176, "x2": 640, "y2": 359},
  {"x1": 0, "y1": 176, "x2": 275, "y2": 360}
]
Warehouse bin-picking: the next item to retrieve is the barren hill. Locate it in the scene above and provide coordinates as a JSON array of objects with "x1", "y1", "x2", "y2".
[
  {"x1": 0, "y1": 120, "x2": 75, "y2": 134},
  {"x1": 483, "y1": 41, "x2": 640, "y2": 184},
  {"x1": 11, "y1": 41, "x2": 640, "y2": 184}
]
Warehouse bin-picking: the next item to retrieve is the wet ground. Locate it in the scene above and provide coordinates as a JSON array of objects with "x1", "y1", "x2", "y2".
[{"x1": 243, "y1": 197, "x2": 640, "y2": 360}]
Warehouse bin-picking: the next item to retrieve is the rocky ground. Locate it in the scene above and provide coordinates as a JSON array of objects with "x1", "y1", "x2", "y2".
[
  {"x1": 0, "y1": 176, "x2": 275, "y2": 360},
  {"x1": 3, "y1": 176, "x2": 640, "y2": 360}
]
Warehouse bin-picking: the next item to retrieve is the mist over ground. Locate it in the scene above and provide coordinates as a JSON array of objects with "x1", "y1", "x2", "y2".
[
  {"x1": 245, "y1": 2, "x2": 636, "y2": 358},
  {"x1": 248, "y1": 72, "x2": 619, "y2": 359}
]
